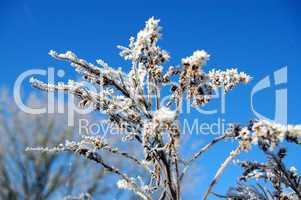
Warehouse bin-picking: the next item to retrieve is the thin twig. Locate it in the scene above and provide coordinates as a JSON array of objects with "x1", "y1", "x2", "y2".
[
  {"x1": 203, "y1": 142, "x2": 243, "y2": 200},
  {"x1": 66, "y1": 146, "x2": 152, "y2": 200},
  {"x1": 180, "y1": 133, "x2": 231, "y2": 181}
]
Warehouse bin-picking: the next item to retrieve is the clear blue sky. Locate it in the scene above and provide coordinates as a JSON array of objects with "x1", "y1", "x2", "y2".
[{"x1": 1, "y1": 0, "x2": 301, "y2": 199}]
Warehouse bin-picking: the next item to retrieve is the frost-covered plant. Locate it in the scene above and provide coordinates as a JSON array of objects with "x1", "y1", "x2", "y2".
[
  {"x1": 218, "y1": 148, "x2": 301, "y2": 200},
  {"x1": 210, "y1": 121, "x2": 301, "y2": 200},
  {"x1": 28, "y1": 18, "x2": 301, "y2": 199}
]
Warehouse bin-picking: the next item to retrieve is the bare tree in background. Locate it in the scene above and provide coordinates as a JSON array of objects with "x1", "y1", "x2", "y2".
[
  {"x1": 0, "y1": 89, "x2": 121, "y2": 200},
  {"x1": 28, "y1": 18, "x2": 301, "y2": 199}
]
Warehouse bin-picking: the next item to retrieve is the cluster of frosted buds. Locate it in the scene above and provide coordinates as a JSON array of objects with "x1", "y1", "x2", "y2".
[
  {"x1": 233, "y1": 148, "x2": 301, "y2": 199},
  {"x1": 251, "y1": 120, "x2": 301, "y2": 151},
  {"x1": 118, "y1": 17, "x2": 169, "y2": 90},
  {"x1": 118, "y1": 17, "x2": 169, "y2": 63},
  {"x1": 162, "y1": 66, "x2": 181, "y2": 83},
  {"x1": 181, "y1": 50, "x2": 210, "y2": 68},
  {"x1": 168, "y1": 50, "x2": 250, "y2": 107},
  {"x1": 175, "y1": 50, "x2": 211, "y2": 106},
  {"x1": 233, "y1": 120, "x2": 301, "y2": 151},
  {"x1": 208, "y1": 68, "x2": 251, "y2": 92}
]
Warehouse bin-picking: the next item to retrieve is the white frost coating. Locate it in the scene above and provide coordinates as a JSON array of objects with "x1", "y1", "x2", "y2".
[
  {"x1": 117, "y1": 179, "x2": 130, "y2": 189},
  {"x1": 252, "y1": 120, "x2": 301, "y2": 144},
  {"x1": 208, "y1": 68, "x2": 251, "y2": 91},
  {"x1": 153, "y1": 106, "x2": 177, "y2": 122},
  {"x1": 48, "y1": 49, "x2": 57, "y2": 57},
  {"x1": 117, "y1": 17, "x2": 168, "y2": 63},
  {"x1": 181, "y1": 50, "x2": 210, "y2": 67},
  {"x1": 96, "y1": 59, "x2": 109, "y2": 67},
  {"x1": 290, "y1": 166, "x2": 298, "y2": 175}
]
